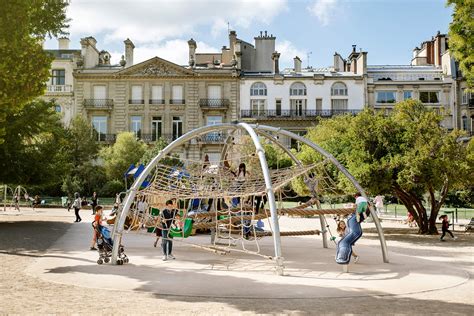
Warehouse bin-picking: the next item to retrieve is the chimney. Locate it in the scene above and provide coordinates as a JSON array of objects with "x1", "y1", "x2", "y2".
[
  {"x1": 124, "y1": 38, "x2": 135, "y2": 67},
  {"x1": 229, "y1": 30, "x2": 237, "y2": 54},
  {"x1": 188, "y1": 38, "x2": 197, "y2": 66},
  {"x1": 58, "y1": 37, "x2": 70, "y2": 49},
  {"x1": 272, "y1": 51, "x2": 280, "y2": 74},
  {"x1": 294, "y1": 56, "x2": 302, "y2": 72}
]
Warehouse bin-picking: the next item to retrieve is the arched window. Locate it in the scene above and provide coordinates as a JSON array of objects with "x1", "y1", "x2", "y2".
[
  {"x1": 331, "y1": 82, "x2": 348, "y2": 96},
  {"x1": 250, "y1": 82, "x2": 267, "y2": 96},
  {"x1": 290, "y1": 82, "x2": 306, "y2": 96}
]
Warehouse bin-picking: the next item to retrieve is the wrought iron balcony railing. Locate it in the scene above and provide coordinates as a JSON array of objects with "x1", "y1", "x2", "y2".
[
  {"x1": 139, "y1": 134, "x2": 176, "y2": 143},
  {"x1": 170, "y1": 99, "x2": 185, "y2": 105},
  {"x1": 199, "y1": 99, "x2": 230, "y2": 108},
  {"x1": 149, "y1": 99, "x2": 165, "y2": 105},
  {"x1": 129, "y1": 99, "x2": 144, "y2": 105},
  {"x1": 95, "y1": 133, "x2": 116, "y2": 143},
  {"x1": 240, "y1": 109, "x2": 361, "y2": 119},
  {"x1": 200, "y1": 133, "x2": 226, "y2": 144},
  {"x1": 83, "y1": 99, "x2": 114, "y2": 109},
  {"x1": 46, "y1": 85, "x2": 72, "y2": 93}
]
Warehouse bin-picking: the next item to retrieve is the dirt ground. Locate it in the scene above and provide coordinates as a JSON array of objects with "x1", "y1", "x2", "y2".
[{"x1": 0, "y1": 211, "x2": 473, "y2": 315}]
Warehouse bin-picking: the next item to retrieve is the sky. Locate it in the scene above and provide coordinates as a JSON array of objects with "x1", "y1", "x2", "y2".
[{"x1": 44, "y1": 0, "x2": 454, "y2": 69}]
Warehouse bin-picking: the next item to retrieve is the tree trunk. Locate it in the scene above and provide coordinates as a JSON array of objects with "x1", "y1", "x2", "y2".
[{"x1": 393, "y1": 185, "x2": 430, "y2": 234}]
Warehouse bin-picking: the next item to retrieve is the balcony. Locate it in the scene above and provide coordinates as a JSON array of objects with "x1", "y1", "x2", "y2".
[
  {"x1": 240, "y1": 109, "x2": 361, "y2": 119},
  {"x1": 139, "y1": 134, "x2": 175, "y2": 143},
  {"x1": 46, "y1": 85, "x2": 72, "y2": 93},
  {"x1": 95, "y1": 133, "x2": 116, "y2": 143},
  {"x1": 149, "y1": 99, "x2": 165, "y2": 105},
  {"x1": 128, "y1": 99, "x2": 144, "y2": 104},
  {"x1": 170, "y1": 99, "x2": 185, "y2": 105},
  {"x1": 83, "y1": 99, "x2": 114, "y2": 110},
  {"x1": 199, "y1": 99, "x2": 230, "y2": 110},
  {"x1": 199, "y1": 133, "x2": 226, "y2": 144}
]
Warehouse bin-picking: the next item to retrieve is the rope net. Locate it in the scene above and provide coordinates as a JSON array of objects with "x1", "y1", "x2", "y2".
[{"x1": 120, "y1": 130, "x2": 357, "y2": 260}]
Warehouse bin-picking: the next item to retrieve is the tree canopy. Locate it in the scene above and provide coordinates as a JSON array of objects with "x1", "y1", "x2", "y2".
[
  {"x1": 0, "y1": 0, "x2": 69, "y2": 143},
  {"x1": 100, "y1": 132, "x2": 147, "y2": 181},
  {"x1": 0, "y1": 99, "x2": 68, "y2": 188},
  {"x1": 297, "y1": 100, "x2": 473, "y2": 234},
  {"x1": 447, "y1": 0, "x2": 474, "y2": 88}
]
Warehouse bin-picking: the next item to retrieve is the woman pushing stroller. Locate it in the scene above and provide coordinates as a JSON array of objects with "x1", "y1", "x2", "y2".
[{"x1": 92, "y1": 205, "x2": 128, "y2": 264}]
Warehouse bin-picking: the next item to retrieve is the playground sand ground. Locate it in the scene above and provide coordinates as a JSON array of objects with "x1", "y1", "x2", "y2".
[{"x1": 0, "y1": 208, "x2": 473, "y2": 315}]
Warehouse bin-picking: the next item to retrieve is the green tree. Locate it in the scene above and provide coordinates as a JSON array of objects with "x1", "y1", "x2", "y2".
[
  {"x1": 61, "y1": 116, "x2": 103, "y2": 196},
  {"x1": 139, "y1": 137, "x2": 181, "y2": 166},
  {"x1": 0, "y1": 99, "x2": 68, "y2": 188},
  {"x1": 100, "y1": 132, "x2": 147, "y2": 181},
  {"x1": 298, "y1": 100, "x2": 473, "y2": 234},
  {"x1": 64, "y1": 116, "x2": 100, "y2": 169},
  {"x1": 264, "y1": 143, "x2": 293, "y2": 169},
  {"x1": 447, "y1": 0, "x2": 474, "y2": 88},
  {"x1": 0, "y1": 0, "x2": 69, "y2": 143}
]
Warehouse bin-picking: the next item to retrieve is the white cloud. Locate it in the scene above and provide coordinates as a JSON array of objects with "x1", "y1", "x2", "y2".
[
  {"x1": 307, "y1": 0, "x2": 339, "y2": 26},
  {"x1": 276, "y1": 40, "x2": 306, "y2": 69},
  {"x1": 110, "y1": 40, "x2": 219, "y2": 66},
  {"x1": 68, "y1": 0, "x2": 288, "y2": 44}
]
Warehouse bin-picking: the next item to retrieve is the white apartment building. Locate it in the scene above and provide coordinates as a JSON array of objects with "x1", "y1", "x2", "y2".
[{"x1": 241, "y1": 42, "x2": 367, "y2": 148}]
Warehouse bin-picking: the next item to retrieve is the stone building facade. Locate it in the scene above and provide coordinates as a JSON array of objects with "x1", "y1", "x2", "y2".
[
  {"x1": 73, "y1": 36, "x2": 239, "y2": 162},
  {"x1": 367, "y1": 32, "x2": 456, "y2": 129},
  {"x1": 41, "y1": 37, "x2": 80, "y2": 125},
  {"x1": 42, "y1": 30, "x2": 471, "y2": 157}
]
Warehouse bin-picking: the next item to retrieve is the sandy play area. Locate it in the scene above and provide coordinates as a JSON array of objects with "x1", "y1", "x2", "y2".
[{"x1": 0, "y1": 207, "x2": 472, "y2": 315}]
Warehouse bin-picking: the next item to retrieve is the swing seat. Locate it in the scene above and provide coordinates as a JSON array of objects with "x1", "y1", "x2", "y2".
[{"x1": 169, "y1": 218, "x2": 193, "y2": 238}]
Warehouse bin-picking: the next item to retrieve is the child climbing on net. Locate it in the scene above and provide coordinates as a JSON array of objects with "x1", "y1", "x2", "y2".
[{"x1": 336, "y1": 220, "x2": 359, "y2": 263}]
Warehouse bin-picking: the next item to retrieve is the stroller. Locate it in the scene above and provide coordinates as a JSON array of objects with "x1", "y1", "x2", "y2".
[{"x1": 94, "y1": 223, "x2": 128, "y2": 265}]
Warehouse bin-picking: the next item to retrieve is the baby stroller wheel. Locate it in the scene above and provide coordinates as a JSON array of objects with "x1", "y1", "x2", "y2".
[
  {"x1": 117, "y1": 259, "x2": 123, "y2": 265},
  {"x1": 104, "y1": 257, "x2": 110, "y2": 263},
  {"x1": 97, "y1": 259, "x2": 103, "y2": 265},
  {"x1": 124, "y1": 258, "x2": 129, "y2": 264}
]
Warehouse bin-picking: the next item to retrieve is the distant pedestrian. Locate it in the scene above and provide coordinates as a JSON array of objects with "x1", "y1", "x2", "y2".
[
  {"x1": 32, "y1": 195, "x2": 40, "y2": 211},
  {"x1": 374, "y1": 195, "x2": 384, "y2": 215},
  {"x1": 161, "y1": 200, "x2": 178, "y2": 261},
  {"x1": 91, "y1": 192, "x2": 98, "y2": 215},
  {"x1": 73, "y1": 192, "x2": 82, "y2": 223},
  {"x1": 439, "y1": 215, "x2": 457, "y2": 241},
  {"x1": 13, "y1": 194, "x2": 20, "y2": 211}
]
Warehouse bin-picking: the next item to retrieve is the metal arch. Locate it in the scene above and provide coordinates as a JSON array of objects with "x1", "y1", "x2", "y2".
[
  {"x1": 236, "y1": 123, "x2": 284, "y2": 275},
  {"x1": 111, "y1": 122, "x2": 388, "y2": 265},
  {"x1": 253, "y1": 125, "x2": 389, "y2": 263},
  {"x1": 255, "y1": 130, "x2": 329, "y2": 248},
  {"x1": 111, "y1": 122, "x2": 285, "y2": 274},
  {"x1": 111, "y1": 123, "x2": 240, "y2": 263}
]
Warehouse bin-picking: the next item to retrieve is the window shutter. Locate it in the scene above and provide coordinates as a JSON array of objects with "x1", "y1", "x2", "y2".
[
  {"x1": 208, "y1": 85, "x2": 221, "y2": 99},
  {"x1": 172, "y1": 86, "x2": 183, "y2": 100},
  {"x1": 151, "y1": 85, "x2": 163, "y2": 100},
  {"x1": 93, "y1": 86, "x2": 106, "y2": 99}
]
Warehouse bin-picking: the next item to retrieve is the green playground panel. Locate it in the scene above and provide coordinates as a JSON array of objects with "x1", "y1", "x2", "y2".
[
  {"x1": 169, "y1": 218, "x2": 193, "y2": 238},
  {"x1": 147, "y1": 207, "x2": 160, "y2": 233}
]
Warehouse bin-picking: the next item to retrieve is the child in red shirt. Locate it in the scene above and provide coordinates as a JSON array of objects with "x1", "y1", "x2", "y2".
[{"x1": 90, "y1": 206, "x2": 104, "y2": 250}]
